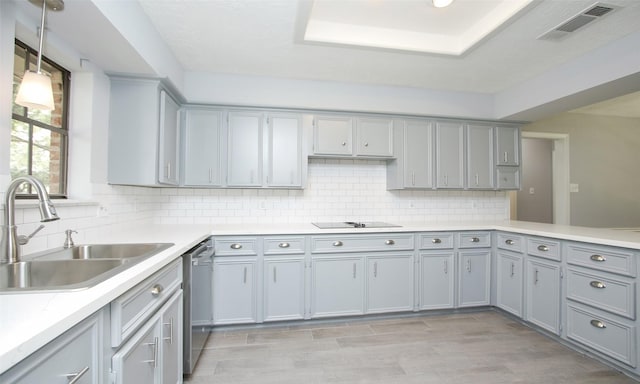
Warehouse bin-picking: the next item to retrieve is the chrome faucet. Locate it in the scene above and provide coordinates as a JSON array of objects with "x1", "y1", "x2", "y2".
[{"x1": 1, "y1": 176, "x2": 60, "y2": 264}]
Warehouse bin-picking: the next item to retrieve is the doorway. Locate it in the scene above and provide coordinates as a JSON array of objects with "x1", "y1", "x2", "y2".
[{"x1": 510, "y1": 132, "x2": 570, "y2": 225}]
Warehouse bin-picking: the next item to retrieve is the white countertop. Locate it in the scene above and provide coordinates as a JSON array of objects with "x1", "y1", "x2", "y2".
[{"x1": 1, "y1": 220, "x2": 639, "y2": 374}]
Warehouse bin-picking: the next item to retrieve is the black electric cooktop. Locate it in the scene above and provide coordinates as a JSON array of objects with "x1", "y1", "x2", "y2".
[{"x1": 312, "y1": 221, "x2": 401, "y2": 229}]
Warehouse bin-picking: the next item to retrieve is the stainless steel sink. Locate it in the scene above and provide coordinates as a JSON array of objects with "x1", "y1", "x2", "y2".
[
  {"x1": 0, "y1": 243, "x2": 174, "y2": 293},
  {"x1": 37, "y1": 243, "x2": 173, "y2": 261}
]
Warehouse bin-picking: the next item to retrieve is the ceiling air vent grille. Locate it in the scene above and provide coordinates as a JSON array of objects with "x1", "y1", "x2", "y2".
[{"x1": 538, "y1": 3, "x2": 617, "y2": 41}]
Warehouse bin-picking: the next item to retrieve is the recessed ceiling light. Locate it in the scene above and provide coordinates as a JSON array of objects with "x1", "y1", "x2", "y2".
[{"x1": 433, "y1": 0, "x2": 454, "y2": 8}]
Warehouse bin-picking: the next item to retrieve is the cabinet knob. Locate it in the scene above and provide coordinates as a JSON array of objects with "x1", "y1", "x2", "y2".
[
  {"x1": 385, "y1": 239, "x2": 395, "y2": 245},
  {"x1": 150, "y1": 284, "x2": 163, "y2": 297},
  {"x1": 590, "y1": 319, "x2": 606, "y2": 329},
  {"x1": 590, "y1": 281, "x2": 606, "y2": 289},
  {"x1": 341, "y1": 142, "x2": 346, "y2": 146},
  {"x1": 333, "y1": 241, "x2": 343, "y2": 247},
  {"x1": 470, "y1": 237, "x2": 480, "y2": 243},
  {"x1": 537, "y1": 245, "x2": 549, "y2": 252},
  {"x1": 278, "y1": 242, "x2": 290, "y2": 248},
  {"x1": 230, "y1": 243, "x2": 243, "y2": 249},
  {"x1": 364, "y1": 142, "x2": 369, "y2": 147},
  {"x1": 505, "y1": 239, "x2": 515, "y2": 245},
  {"x1": 590, "y1": 254, "x2": 606, "y2": 262},
  {"x1": 432, "y1": 238, "x2": 442, "y2": 244}
]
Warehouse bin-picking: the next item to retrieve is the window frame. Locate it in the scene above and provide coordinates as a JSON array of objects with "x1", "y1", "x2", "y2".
[{"x1": 12, "y1": 39, "x2": 71, "y2": 199}]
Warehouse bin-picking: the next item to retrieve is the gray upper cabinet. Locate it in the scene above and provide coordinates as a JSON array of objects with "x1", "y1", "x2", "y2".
[
  {"x1": 435, "y1": 121, "x2": 465, "y2": 189},
  {"x1": 387, "y1": 119, "x2": 434, "y2": 189},
  {"x1": 266, "y1": 113, "x2": 305, "y2": 188},
  {"x1": 227, "y1": 111, "x2": 264, "y2": 187},
  {"x1": 312, "y1": 115, "x2": 353, "y2": 156},
  {"x1": 108, "y1": 77, "x2": 181, "y2": 186},
  {"x1": 182, "y1": 108, "x2": 223, "y2": 187},
  {"x1": 466, "y1": 124, "x2": 494, "y2": 189},
  {"x1": 312, "y1": 115, "x2": 393, "y2": 158},
  {"x1": 496, "y1": 126, "x2": 520, "y2": 166},
  {"x1": 355, "y1": 117, "x2": 393, "y2": 157}
]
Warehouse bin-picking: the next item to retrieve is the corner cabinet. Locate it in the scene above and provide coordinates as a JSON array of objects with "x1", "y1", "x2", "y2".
[{"x1": 108, "y1": 77, "x2": 182, "y2": 186}]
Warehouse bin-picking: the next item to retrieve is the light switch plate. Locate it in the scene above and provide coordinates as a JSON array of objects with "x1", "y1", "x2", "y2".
[{"x1": 570, "y1": 183, "x2": 579, "y2": 193}]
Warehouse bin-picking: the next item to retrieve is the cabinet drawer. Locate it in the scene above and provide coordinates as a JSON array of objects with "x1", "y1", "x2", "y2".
[
  {"x1": 567, "y1": 304, "x2": 637, "y2": 367},
  {"x1": 418, "y1": 233, "x2": 454, "y2": 250},
  {"x1": 496, "y1": 233, "x2": 524, "y2": 253},
  {"x1": 215, "y1": 237, "x2": 258, "y2": 256},
  {"x1": 263, "y1": 237, "x2": 306, "y2": 255},
  {"x1": 457, "y1": 232, "x2": 491, "y2": 248},
  {"x1": 567, "y1": 268, "x2": 635, "y2": 319},
  {"x1": 566, "y1": 243, "x2": 636, "y2": 277},
  {"x1": 311, "y1": 234, "x2": 414, "y2": 254},
  {"x1": 111, "y1": 259, "x2": 182, "y2": 347},
  {"x1": 527, "y1": 237, "x2": 561, "y2": 261}
]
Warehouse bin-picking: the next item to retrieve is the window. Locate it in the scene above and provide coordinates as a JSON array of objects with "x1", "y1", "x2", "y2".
[{"x1": 11, "y1": 39, "x2": 70, "y2": 197}]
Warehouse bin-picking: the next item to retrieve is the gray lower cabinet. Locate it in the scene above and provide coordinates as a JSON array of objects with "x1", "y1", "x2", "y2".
[
  {"x1": 311, "y1": 256, "x2": 365, "y2": 317},
  {"x1": 212, "y1": 257, "x2": 258, "y2": 324},
  {"x1": 496, "y1": 251, "x2": 524, "y2": 317},
  {"x1": 525, "y1": 256, "x2": 561, "y2": 335},
  {"x1": 0, "y1": 311, "x2": 104, "y2": 384},
  {"x1": 419, "y1": 251, "x2": 455, "y2": 310},
  {"x1": 264, "y1": 257, "x2": 306, "y2": 321},
  {"x1": 458, "y1": 250, "x2": 491, "y2": 307},
  {"x1": 366, "y1": 253, "x2": 415, "y2": 313}
]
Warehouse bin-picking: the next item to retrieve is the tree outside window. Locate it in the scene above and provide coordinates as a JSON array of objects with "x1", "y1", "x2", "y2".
[{"x1": 11, "y1": 40, "x2": 70, "y2": 197}]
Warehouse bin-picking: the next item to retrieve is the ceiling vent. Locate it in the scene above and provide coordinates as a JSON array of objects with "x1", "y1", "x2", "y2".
[{"x1": 538, "y1": 3, "x2": 617, "y2": 41}]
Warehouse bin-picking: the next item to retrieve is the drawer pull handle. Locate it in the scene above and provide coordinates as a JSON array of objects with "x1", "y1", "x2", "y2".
[
  {"x1": 150, "y1": 284, "x2": 163, "y2": 297},
  {"x1": 230, "y1": 243, "x2": 243, "y2": 249},
  {"x1": 505, "y1": 239, "x2": 515, "y2": 245},
  {"x1": 470, "y1": 237, "x2": 480, "y2": 243},
  {"x1": 432, "y1": 238, "x2": 442, "y2": 244},
  {"x1": 333, "y1": 241, "x2": 343, "y2": 247},
  {"x1": 590, "y1": 319, "x2": 606, "y2": 329},
  {"x1": 163, "y1": 317, "x2": 174, "y2": 344},
  {"x1": 590, "y1": 281, "x2": 606, "y2": 289},
  {"x1": 537, "y1": 245, "x2": 549, "y2": 252},
  {"x1": 65, "y1": 366, "x2": 90, "y2": 384},
  {"x1": 144, "y1": 337, "x2": 159, "y2": 367},
  {"x1": 278, "y1": 242, "x2": 290, "y2": 248},
  {"x1": 385, "y1": 239, "x2": 395, "y2": 245},
  {"x1": 590, "y1": 254, "x2": 606, "y2": 262}
]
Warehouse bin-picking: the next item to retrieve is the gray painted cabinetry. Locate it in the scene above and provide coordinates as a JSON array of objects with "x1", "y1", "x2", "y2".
[
  {"x1": 387, "y1": 119, "x2": 434, "y2": 189},
  {"x1": 419, "y1": 232, "x2": 455, "y2": 309},
  {"x1": 466, "y1": 124, "x2": 494, "y2": 189},
  {"x1": 435, "y1": 121, "x2": 465, "y2": 189},
  {"x1": 182, "y1": 108, "x2": 223, "y2": 187},
  {"x1": 495, "y1": 232, "x2": 525, "y2": 317},
  {"x1": 108, "y1": 77, "x2": 181, "y2": 186},
  {"x1": 457, "y1": 232, "x2": 492, "y2": 307},
  {"x1": 525, "y1": 237, "x2": 562, "y2": 335},
  {"x1": 263, "y1": 237, "x2": 306, "y2": 322},
  {"x1": 312, "y1": 115, "x2": 394, "y2": 158}
]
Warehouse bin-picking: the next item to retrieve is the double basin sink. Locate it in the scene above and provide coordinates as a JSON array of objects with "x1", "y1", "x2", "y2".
[{"x1": 0, "y1": 243, "x2": 173, "y2": 293}]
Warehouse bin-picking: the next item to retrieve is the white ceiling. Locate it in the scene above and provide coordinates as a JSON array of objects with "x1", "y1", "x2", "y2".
[{"x1": 12, "y1": 0, "x2": 640, "y2": 118}]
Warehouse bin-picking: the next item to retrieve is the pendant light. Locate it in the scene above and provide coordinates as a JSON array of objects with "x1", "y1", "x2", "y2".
[{"x1": 15, "y1": 0, "x2": 64, "y2": 111}]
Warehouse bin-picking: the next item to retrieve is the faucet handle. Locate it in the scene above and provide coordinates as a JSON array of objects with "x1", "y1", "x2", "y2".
[
  {"x1": 17, "y1": 225, "x2": 46, "y2": 245},
  {"x1": 64, "y1": 229, "x2": 77, "y2": 248}
]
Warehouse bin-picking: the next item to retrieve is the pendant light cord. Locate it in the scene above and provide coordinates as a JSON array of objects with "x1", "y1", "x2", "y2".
[{"x1": 36, "y1": 0, "x2": 47, "y2": 73}]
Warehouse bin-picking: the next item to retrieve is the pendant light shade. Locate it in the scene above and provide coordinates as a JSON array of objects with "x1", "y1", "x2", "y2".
[
  {"x1": 433, "y1": 0, "x2": 454, "y2": 8},
  {"x1": 15, "y1": 71, "x2": 55, "y2": 111},
  {"x1": 15, "y1": 0, "x2": 64, "y2": 111}
]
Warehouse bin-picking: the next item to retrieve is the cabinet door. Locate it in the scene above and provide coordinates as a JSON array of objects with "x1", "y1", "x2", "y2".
[
  {"x1": 227, "y1": 111, "x2": 263, "y2": 187},
  {"x1": 264, "y1": 258, "x2": 306, "y2": 321},
  {"x1": 213, "y1": 259, "x2": 257, "y2": 324},
  {"x1": 267, "y1": 114, "x2": 303, "y2": 187},
  {"x1": 183, "y1": 109, "x2": 223, "y2": 186},
  {"x1": 405, "y1": 120, "x2": 433, "y2": 188},
  {"x1": 496, "y1": 126, "x2": 520, "y2": 166},
  {"x1": 112, "y1": 316, "x2": 160, "y2": 384},
  {"x1": 1, "y1": 313, "x2": 102, "y2": 384},
  {"x1": 420, "y1": 252, "x2": 455, "y2": 310},
  {"x1": 526, "y1": 257, "x2": 561, "y2": 335},
  {"x1": 466, "y1": 124, "x2": 494, "y2": 189},
  {"x1": 158, "y1": 90, "x2": 180, "y2": 185},
  {"x1": 435, "y1": 121, "x2": 464, "y2": 188},
  {"x1": 161, "y1": 292, "x2": 183, "y2": 384},
  {"x1": 313, "y1": 115, "x2": 353, "y2": 155},
  {"x1": 366, "y1": 254, "x2": 414, "y2": 313},
  {"x1": 458, "y1": 250, "x2": 491, "y2": 307},
  {"x1": 311, "y1": 257, "x2": 364, "y2": 318},
  {"x1": 496, "y1": 251, "x2": 524, "y2": 317},
  {"x1": 355, "y1": 117, "x2": 393, "y2": 157}
]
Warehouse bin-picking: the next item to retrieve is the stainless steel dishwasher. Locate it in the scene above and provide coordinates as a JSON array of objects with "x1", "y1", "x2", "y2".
[{"x1": 183, "y1": 236, "x2": 214, "y2": 375}]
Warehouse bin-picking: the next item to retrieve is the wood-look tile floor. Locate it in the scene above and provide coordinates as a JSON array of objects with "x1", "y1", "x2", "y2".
[{"x1": 185, "y1": 310, "x2": 638, "y2": 383}]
